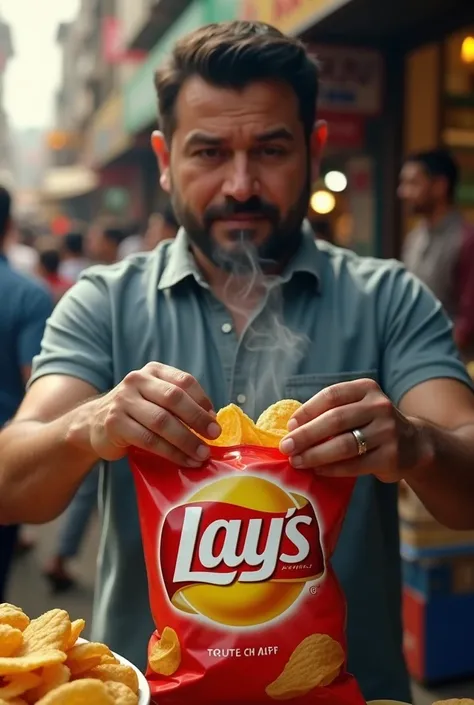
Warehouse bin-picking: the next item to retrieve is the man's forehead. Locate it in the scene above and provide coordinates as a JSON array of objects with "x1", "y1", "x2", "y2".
[{"x1": 174, "y1": 75, "x2": 300, "y2": 129}]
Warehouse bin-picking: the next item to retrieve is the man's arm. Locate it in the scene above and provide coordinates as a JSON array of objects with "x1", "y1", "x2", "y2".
[
  {"x1": 400, "y1": 378, "x2": 474, "y2": 529},
  {"x1": 0, "y1": 375, "x2": 101, "y2": 524}
]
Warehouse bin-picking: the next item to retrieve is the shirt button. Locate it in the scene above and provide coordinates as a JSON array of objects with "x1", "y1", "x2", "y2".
[
  {"x1": 236, "y1": 394, "x2": 247, "y2": 405},
  {"x1": 221, "y1": 322, "x2": 233, "y2": 334}
]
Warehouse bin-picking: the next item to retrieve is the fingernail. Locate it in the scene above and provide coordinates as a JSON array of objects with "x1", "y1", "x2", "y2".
[
  {"x1": 287, "y1": 418, "x2": 299, "y2": 431},
  {"x1": 186, "y1": 459, "x2": 203, "y2": 468},
  {"x1": 196, "y1": 444, "x2": 210, "y2": 460},
  {"x1": 290, "y1": 455, "x2": 303, "y2": 467},
  {"x1": 207, "y1": 422, "x2": 221, "y2": 439},
  {"x1": 280, "y1": 438, "x2": 295, "y2": 454}
]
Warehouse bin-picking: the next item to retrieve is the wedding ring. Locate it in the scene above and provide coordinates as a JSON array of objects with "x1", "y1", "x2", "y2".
[{"x1": 351, "y1": 428, "x2": 368, "y2": 456}]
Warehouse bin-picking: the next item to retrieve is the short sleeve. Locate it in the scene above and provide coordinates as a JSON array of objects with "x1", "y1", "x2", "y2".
[
  {"x1": 18, "y1": 287, "x2": 54, "y2": 367},
  {"x1": 29, "y1": 272, "x2": 113, "y2": 393},
  {"x1": 379, "y1": 265, "x2": 473, "y2": 405}
]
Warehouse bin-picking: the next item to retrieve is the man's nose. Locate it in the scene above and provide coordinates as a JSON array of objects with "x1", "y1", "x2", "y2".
[{"x1": 222, "y1": 153, "x2": 258, "y2": 202}]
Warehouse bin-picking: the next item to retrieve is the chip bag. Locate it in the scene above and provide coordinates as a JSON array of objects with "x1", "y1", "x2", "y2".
[{"x1": 129, "y1": 402, "x2": 365, "y2": 705}]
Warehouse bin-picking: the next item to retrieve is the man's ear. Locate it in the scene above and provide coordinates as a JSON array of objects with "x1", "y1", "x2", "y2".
[
  {"x1": 151, "y1": 131, "x2": 171, "y2": 193},
  {"x1": 310, "y1": 120, "x2": 328, "y2": 184}
]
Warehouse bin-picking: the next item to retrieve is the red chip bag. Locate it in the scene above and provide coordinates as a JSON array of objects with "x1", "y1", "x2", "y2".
[{"x1": 130, "y1": 443, "x2": 365, "y2": 705}]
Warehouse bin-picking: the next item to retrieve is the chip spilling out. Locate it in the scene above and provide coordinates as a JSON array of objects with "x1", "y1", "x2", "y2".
[
  {"x1": 265, "y1": 633, "x2": 345, "y2": 700},
  {"x1": 149, "y1": 627, "x2": 181, "y2": 676},
  {"x1": 130, "y1": 398, "x2": 365, "y2": 705}
]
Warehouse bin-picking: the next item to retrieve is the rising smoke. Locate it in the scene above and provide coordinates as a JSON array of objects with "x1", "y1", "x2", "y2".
[{"x1": 217, "y1": 230, "x2": 309, "y2": 419}]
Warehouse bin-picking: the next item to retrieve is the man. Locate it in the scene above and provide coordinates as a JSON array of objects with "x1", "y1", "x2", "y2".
[
  {"x1": 85, "y1": 216, "x2": 126, "y2": 264},
  {"x1": 1, "y1": 22, "x2": 474, "y2": 701},
  {"x1": 0, "y1": 186, "x2": 53, "y2": 600},
  {"x1": 59, "y1": 231, "x2": 90, "y2": 283},
  {"x1": 35, "y1": 237, "x2": 73, "y2": 304},
  {"x1": 143, "y1": 204, "x2": 179, "y2": 250},
  {"x1": 399, "y1": 149, "x2": 474, "y2": 359}
]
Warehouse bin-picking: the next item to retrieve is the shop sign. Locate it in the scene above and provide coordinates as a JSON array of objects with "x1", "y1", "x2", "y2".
[
  {"x1": 84, "y1": 93, "x2": 131, "y2": 167},
  {"x1": 240, "y1": 0, "x2": 350, "y2": 34},
  {"x1": 320, "y1": 111, "x2": 364, "y2": 149},
  {"x1": 309, "y1": 45, "x2": 383, "y2": 116}
]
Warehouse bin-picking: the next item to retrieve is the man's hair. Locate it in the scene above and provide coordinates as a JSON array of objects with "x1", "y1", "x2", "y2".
[
  {"x1": 93, "y1": 216, "x2": 127, "y2": 247},
  {"x1": 405, "y1": 149, "x2": 459, "y2": 201},
  {"x1": 0, "y1": 186, "x2": 11, "y2": 241},
  {"x1": 39, "y1": 248, "x2": 60, "y2": 275},
  {"x1": 155, "y1": 20, "x2": 319, "y2": 144},
  {"x1": 63, "y1": 231, "x2": 84, "y2": 256}
]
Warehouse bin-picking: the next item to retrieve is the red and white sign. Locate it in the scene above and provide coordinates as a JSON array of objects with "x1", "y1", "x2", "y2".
[
  {"x1": 102, "y1": 17, "x2": 147, "y2": 65},
  {"x1": 309, "y1": 45, "x2": 383, "y2": 116},
  {"x1": 321, "y1": 111, "x2": 364, "y2": 149}
]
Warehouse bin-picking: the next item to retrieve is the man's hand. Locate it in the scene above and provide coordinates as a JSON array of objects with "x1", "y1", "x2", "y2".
[
  {"x1": 85, "y1": 362, "x2": 221, "y2": 466},
  {"x1": 279, "y1": 378, "x2": 431, "y2": 482}
]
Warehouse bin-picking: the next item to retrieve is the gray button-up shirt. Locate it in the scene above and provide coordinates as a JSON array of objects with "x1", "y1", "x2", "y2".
[{"x1": 31, "y1": 226, "x2": 471, "y2": 701}]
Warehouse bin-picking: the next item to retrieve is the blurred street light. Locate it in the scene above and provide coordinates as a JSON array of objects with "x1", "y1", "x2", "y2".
[{"x1": 311, "y1": 190, "x2": 336, "y2": 214}]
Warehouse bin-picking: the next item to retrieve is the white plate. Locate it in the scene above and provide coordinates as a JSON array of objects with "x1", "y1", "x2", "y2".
[{"x1": 77, "y1": 637, "x2": 150, "y2": 704}]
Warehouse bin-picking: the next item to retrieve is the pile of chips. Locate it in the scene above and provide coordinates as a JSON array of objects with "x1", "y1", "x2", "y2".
[
  {"x1": 0, "y1": 604, "x2": 140, "y2": 704},
  {"x1": 197, "y1": 400, "x2": 302, "y2": 447}
]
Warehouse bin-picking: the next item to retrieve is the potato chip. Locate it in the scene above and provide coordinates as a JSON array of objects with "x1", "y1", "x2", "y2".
[
  {"x1": 67, "y1": 620, "x2": 86, "y2": 649},
  {"x1": 0, "y1": 624, "x2": 23, "y2": 657},
  {"x1": 256, "y1": 399, "x2": 302, "y2": 434},
  {"x1": 265, "y1": 633, "x2": 344, "y2": 700},
  {"x1": 254, "y1": 426, "x2": 285, "y2": 448},
  {"x1": 210, "y1": 404, "x2": 243, "y2": 446},
  {"x1": 433, "y1": 701, "x2": 474, "y2": 705},
  {"x1": 66, "y1": 642, "x2": 113, "y2": 676},
  {"x1": 0, "y1": 605, "x2": 29, "y2": 632},
  {"x1": 25, "y1": 664, "x2": 70, "y2": 702},
  {"x1": 18, "y1": 610, "x2": 71, "y2": 655},
  {"x1": 104, "y1": 680, "x2": 139, "y2": 705},
  {"x1": 236, "y1": 409, "x2": 262, "y2": 446},
  {"x1": 99, "y1": 653, "x2": 120, "y2": 665},
  {"x1": 0, "y1": 671, "x2": 41, "y2": 699},
  {"x1": 84, "y1": 664, "x2": 139, "y2": 695},
  {"x1": 149, "y1": 626, "x2": 181, "y2": 677},
  {"x1": 0, "y1": 649, "x2": 66, "y2": 675},
  {"x1": 34, "y1": 678, "x2": 114, "y2": 705}
]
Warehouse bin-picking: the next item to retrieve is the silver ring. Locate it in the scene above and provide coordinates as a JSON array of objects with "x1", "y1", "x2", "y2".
[{"x1": 351, "y1": 428, "x2": 368, "y2": 456}]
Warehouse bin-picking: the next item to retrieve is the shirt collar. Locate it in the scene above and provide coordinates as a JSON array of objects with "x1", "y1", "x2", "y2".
[{"x1": 157, "y1": 220, "x2": 321, "y2": 292}]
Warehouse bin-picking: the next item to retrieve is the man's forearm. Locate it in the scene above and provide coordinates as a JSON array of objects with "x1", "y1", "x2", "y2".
[
  {"x1": 0, "y1": 401, "x2": 100, "y2": 525},
  {"x1": 407, "y1": 420, "x2": 474, "y2": 530}
]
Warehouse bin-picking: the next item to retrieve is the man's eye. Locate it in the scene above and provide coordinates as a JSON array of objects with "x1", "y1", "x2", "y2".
[
  {"x1": 196, "y1": 148, "x2": 222, "y2": 159},
  {"x1": 258, "y1": 146, "x2": 286, "y2": 157}
]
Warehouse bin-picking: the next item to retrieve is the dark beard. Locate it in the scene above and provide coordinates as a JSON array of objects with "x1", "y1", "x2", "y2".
[{"x1": 170, "y1": 173, "x2": 311, "y2": 273}]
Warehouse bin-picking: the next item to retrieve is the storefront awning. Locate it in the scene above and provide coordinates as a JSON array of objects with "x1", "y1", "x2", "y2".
[
  {"x1": 305, "y1": 0, "x2": 472, "y2": 49},
  {"x1": 41, "y1": 165, "x2": 99, "y2": 201}
]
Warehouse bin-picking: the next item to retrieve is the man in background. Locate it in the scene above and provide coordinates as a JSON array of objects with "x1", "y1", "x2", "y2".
[
  {"x1": 36, "y1": 238, "x2": 73, "y2": 304},
  {"x1": 86, "y1": 216, "x2": 126, "y2": 264},
  {"x1": 60, "y1": 231, "x2": 90, "y2": 283},
  {"x1": 399, "y1": 149, "x2": 474, "y2": 360},
  {"x1": 0, "y1": 186, "x2": 53, "y2": 600},
  {"x1": 143, "y1": 204, "x2": 179, "y2": 250}
]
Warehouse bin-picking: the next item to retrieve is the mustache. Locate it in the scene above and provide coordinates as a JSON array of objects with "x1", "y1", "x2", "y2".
[{"x1": 203, "y1": 197, "x2": 280, "y2": 225}]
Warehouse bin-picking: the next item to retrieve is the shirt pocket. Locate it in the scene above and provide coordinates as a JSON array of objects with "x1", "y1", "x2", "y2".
[{"x1": 284, "y1": 370, "x2": 379, "y2": 404}]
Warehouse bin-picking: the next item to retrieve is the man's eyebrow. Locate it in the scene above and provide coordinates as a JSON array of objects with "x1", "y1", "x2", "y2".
[
  {"x1": 184, "y1": 132, "x2": 223, "y2": 149},
  {"x1": 255, "y1": 127, "x2": 294, "y2": 142}
]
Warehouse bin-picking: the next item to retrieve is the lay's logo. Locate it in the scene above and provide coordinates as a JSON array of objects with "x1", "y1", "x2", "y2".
[{"x1": 159, "y1": 476, "x2": 324, "y2": 627}]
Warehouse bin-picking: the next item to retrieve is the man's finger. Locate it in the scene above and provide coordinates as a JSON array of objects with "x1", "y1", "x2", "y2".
[
  {"x1": 281, "y1": 401, "x2": 374, "y2": 456},
  {"x1": 145, "y1": 362, "x2": 215, "y2": 412},
  {"x1": 288, "y1": 378, "x2": 378, "y2": 430}
]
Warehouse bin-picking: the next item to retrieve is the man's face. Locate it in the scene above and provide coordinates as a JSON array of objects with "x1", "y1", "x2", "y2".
[
  {"x1": 398, "y1": 161, "x2": 441, "y2": 216},
  {"x1": 155, "y1": 77, "x2": 322, "y2": 271}
]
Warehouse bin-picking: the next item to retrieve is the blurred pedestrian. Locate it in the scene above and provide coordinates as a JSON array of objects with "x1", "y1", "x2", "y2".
[
  {"x1": 143, "y1": 205, "x2": 179, "y2": 251},
  {"x1": 60, "y1": 231, "x2": 90, "y2": 283},
  {"x1": 399, "y1": 149, "x2": 474, "y2": 360},
  {"x1": 86, "y1": 216, "x2": 126, "y2": 264},
  {"x1": 35, "y1": 238, "x2": 73, "y2": 304},
  {"x1": 0, "y1": 186, "x2": 53, "y2": 601},
  {"x1": 5, "y1": 224, "x2": 38, "y2": 276}
]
